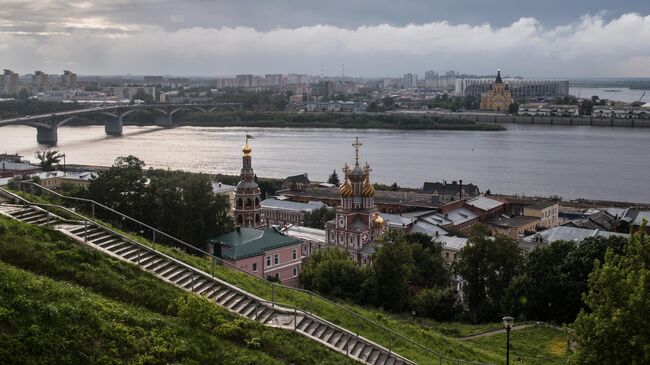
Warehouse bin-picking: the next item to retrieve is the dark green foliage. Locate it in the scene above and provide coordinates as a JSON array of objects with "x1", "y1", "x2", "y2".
[
  {"x1": 182, "y1": 111, "x2": 505, "y2": 131},
  {"x1": 505, "y1": 236, "x2": 627, "y2": 324},
  {"x1": 406, "y1": 233, "x2": 449, "y2": 289},
  {"x1": 456, "y1": 225, "x2": 523, "y2": 323},
  {"x1": 412, "y1": 287, "x2": 463, "y2": 322},
  {"x1": 508, "y1": 101, "x2": 520, "y2": 114},
  {"x1": 302, "y1": 206, "x2": 336, "y2": 229},
  {"x1": 0, "y1": 217, "x2": 357, "y2": 365},
  {"x1": 0, "y1": 99, "x2": 85, "y2": 119},
  {"x1": 327, "y1": 169, "x2": 340, "y2": 186},
  {"x1": 365, "y1": 232, "x2": 416, "y2": 312},
  {"x1": 35, "y1": 149, "x2": 64, "y2": 171},
  {"x1": 300, "y1": 248, "x2": 366, "y2": 300},
  {"x1": 572, "y1": 223, "x2": 650, "y2": 364},
  {"x1": 85, "y1": 156, "x2": 233, "y2": 248}
]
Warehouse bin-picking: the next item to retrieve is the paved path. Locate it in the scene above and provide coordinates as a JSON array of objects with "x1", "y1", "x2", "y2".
[{"x1": 458, "y1": 324, "x2": 540, "y2": 340}]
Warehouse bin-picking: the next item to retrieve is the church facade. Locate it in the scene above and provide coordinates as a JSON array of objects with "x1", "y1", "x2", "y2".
[
  {"x1": 233, "y1": 136, "x2": 265, "y2": 229},
  {"x1": 324, "y1": 138, "x2": 386, "y2": 265},
  {"x1": 480, "y1": 69, "x2": 512, "y2": 112}
]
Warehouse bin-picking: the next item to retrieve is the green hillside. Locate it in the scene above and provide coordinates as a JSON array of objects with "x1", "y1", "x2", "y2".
[
  {"x1": 0, "y1": 201, "x2": 571, "y2": 365},
  {"x1": 0, "y1": 216, "x2": 356, "y2": 365}
]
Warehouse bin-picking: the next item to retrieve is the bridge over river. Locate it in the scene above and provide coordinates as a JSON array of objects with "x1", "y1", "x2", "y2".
[{"x1": 0, "y1": 103, "x2": 242, "y2": 145}]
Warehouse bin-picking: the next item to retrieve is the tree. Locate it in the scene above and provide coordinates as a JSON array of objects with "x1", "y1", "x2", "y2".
[
  {"x1": 365, "y1": 231, "x2": 415, "y2": 311},
  {"x1": 300, "y1": 248, "x2": 365, "y2": 300},
  {"x1": 303, "y1": 206, "x2": 336, "y2": 229},
  {"x1": 580, "y1": 99, "x2": 594, "y2": 116},
  {"x1": 327, "y1": 170, "x2": 340, "y2": 186},
  {"x1": 412, "y1": 287, "x2": 463, "y2": 322},
  {"x1": 508, "y1": 101, "x2": 519, "y2": 114},
  {"x1": 572, "y1": 222, "x2": 650, "y2": 364},
  {"x1": 132, "y1": 90, "x2": 154, "y2": 104},
  {"x1": 390, "y1": 182, "x2": 400, "y2": 191},
  {"x1": 456, "y1": 225, "x2": 523, "y2": 322},
  {"x1": 18, "y1": 88, "x2": 30, "y2": 100},
  {"x1": 404, "y1": 233, "x2": 449, "y2": 289},
  {"x1": 35, "y1": 149, "x2": 64, "y2": 171}
]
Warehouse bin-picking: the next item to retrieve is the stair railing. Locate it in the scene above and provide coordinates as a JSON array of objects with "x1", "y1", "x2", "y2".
[{"x1": 10, "y1": 182, "x2": 491, "y2": 365}]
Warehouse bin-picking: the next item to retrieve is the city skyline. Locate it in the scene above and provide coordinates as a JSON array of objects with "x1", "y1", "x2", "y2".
[{"x1": 1, "y1": 1, "x2": 649, "y2": 77}]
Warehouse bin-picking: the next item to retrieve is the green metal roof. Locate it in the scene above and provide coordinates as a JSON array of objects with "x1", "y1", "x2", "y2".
[{"x1": 209, "y1": 227, "x2": 302, "y2": 260}]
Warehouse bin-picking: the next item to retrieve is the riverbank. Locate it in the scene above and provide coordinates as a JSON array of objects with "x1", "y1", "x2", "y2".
[{"x1": 62, "y1": 110, "x2": 506, "y2": 131}]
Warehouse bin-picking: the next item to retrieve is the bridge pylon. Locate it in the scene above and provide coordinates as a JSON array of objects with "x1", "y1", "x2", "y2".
[{"x1": 36, "y1": 125, "x2": 58, "y2": 145}]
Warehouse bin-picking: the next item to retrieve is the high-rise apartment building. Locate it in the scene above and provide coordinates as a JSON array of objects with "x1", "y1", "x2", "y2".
[
  {"x1": 60, "y1": 70, "x2": 77, "y2": 89},
  {"x1": 0, "y1": 69, "x2": 19, "y2": 95},
  {"x1": 403, "y1": 73, "x2": 418, "y2": 89}
]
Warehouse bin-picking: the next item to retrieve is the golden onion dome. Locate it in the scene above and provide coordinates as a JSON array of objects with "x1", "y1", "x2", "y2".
[
  {"x1": 339, "y1": 179, "x2": 353, "y2": 197},
  {"x1": 361, "y1": 179, "x2": 375, "y2": 197},
  {"x1": 242, "y1": 143, "x2": 252, "y2": 156},
  {"x1": 373, "y1": 214, "x2": 384, "y2": 227}
]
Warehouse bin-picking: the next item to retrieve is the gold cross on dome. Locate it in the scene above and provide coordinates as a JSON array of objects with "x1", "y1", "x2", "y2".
[{"x1": 352, "y1": 137, "x2": 362, "y2": 164}]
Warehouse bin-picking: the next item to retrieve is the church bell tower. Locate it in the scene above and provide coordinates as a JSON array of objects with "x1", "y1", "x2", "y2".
[{"x1": 233, "y1": 135, "x2": 264, "y2": 228}]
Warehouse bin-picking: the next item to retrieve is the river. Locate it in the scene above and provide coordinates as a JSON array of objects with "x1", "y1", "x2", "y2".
[
  {"x1": 1, "y1": 124, "x2": 649, "y2": 203},
  {"x1": 569, "y1": 87, "x2": 649, "y2": 103}
]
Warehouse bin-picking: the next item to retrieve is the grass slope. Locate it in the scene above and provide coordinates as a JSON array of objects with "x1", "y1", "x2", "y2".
[
  {"x1": 0, "y1": 216, "x2": 356, "y2": 365},
  {"x1": 80, "y1": 217, "x2": 570, "y2": 365}
]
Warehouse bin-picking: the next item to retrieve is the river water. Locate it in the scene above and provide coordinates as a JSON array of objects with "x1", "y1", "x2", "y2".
[{"x1": 1, "y1": 124, "x2": 649, "y2": 203}]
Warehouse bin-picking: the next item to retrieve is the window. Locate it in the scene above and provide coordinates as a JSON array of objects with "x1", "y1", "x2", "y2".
[
  {"x1": 266, "y1": 256, "x2": 271, "y2": 267},
  {"x1": 293, "y1": 267, "x2": 298, "y2": 277},
  {"x1": 445, "y1": 252, "x2": 449, "y2": 259},
  {"x1": 252, "y1": 263, "x2": 258, "y2": 272},
  {"x1": 274, "y1": 254, "x2": 279, "y2": 265},
  {"x1": 292, "y1": 249, "x2": 297, "y2": 260},
  {"x1": 274, "y1": 273, "x2": 280, "y2": 280}
]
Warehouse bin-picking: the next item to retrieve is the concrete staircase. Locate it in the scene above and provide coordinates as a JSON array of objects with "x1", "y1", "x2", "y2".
[{"x1": 0, "y1": 201, "x2": 413, "y2": 365}]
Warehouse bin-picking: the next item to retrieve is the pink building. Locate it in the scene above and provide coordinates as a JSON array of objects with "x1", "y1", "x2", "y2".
[{"x1": 209, "y1": 226, "x2": 303, "y2": 287}]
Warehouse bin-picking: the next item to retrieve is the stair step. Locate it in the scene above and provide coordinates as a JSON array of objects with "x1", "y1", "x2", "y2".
[
  {"x1": 385, "y1": 356, "x2": 396, "y2": 365},
  {"x1": 163, "y1": 267, "x2": 186, "y2": 280},
  {"x1": 112, "y1": 244, "x2": 137, "y2": 256},
  {"x1": 222, "y1": 292, "x2": 244, "y2": 308},
  {"x1": 240, "y1": 302, "x2": 258, "y2": 317},
  {"x1": 137, "y1": 254, "x2": 158, "y2": 266},
  {"x1": 231, "y1": 298, "x2": 252, "y2": 312},
  {"x1": 177, "y1": 275, "x2": 197, "y2": 288},
  {"x1": 258, "y1": 308, "x2": 274, "y2": 323},
  {"x1": 359, "y1": 346, "x2": 374, "y2": 361},
  {"x1": 203, "y1": 285, "x2": 223, "y2": 299},
  {"x1": 333, "y1": 333, "x2": 347, "y2": 348},
  {"x1": 297, "y1": 316, "x2": 311, "y2": 331},
  {"x1": 374, "y1": 351, "x2": 388, "y2": 365},
  {"x1": 304, "y1": 321, "x2": 320, "y2": 335},
  {"x1": 169, "y1": 271, "x2": 192, "y2": 283},
  {"x1": 369, "y1": 349, "x2": 382, "y2": 365},
  {"x1": 158, "y1": 264, "x2": 180, "y2": 277},
  {"x1": 328, "y1": 332, "x2": 342, "y2": 346},
  {"x1": 95, "y1": 235, "x2": 119, "y2": 245},
  {"x1": 122, "y1": 248, "x2": 143, "y2": 260},
  {"x1": 151, "y1": 260, "x2": 173, "y2": 273},
  {"x1": 350, "y1": 341, "x2": 364, "y2": 356},
  {"x1": 321, "y1": 328, "x2": 335, "y2": 342},
  {"x1": 103, "y1": 241, "x2": 130, "y2": 252},
  {"x1": 216, "y1": 290, "x2": 237, "y2": 304},
  {"x1": 194, "y1": 280, "x2": 214, "y2": 294}
]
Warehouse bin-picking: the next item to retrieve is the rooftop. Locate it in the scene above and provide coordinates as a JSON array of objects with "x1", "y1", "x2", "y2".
[
  {"x1": 434, "y1": 235, "x2": 469, "y2": 252},
  {"x1": 282, "y1": 225, "x2": 326, "y2": 244},
  {"x1": 261, "y1": 198, "x2": 325, "y2": 212},
  {"x1": 211, "y1": 182, "x2": 236, "y2": 194},
  {"x1": 209, "y1": 227, "x2": 302, "y2": 260},
  {"x1": 525, "y1": 201, "x2": 558, "y2": 210},
  {"x1": 434, "y1": 207, "x2": 478, "y2": 226},
  {"x1": 523, "y1": 226, "x2": 628, "y2": 244},
  {"x1": 488, "y1": 215, "x2": 539, "y2": 229},
  {"x1": 466, "y1": 195, "x2": 504, "y2": 211},
  {"x1": 379, "y1": 213, "x2": 415, "y2": 229},
  {"x1": 409, "y1": 220, "x2": 448, "y2": 238}
]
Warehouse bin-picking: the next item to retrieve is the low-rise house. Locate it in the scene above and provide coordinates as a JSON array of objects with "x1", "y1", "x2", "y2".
[
  {"x1": 425, "y1": 207, "x2": 479, "y2": 233},
  {"x1": 592, "y1": 106, "x2": 650, "y2": 119},
  {"x1": 435, "y1": 235, "x2": 468, "y2": 264},
  {"x1": 261, "y1": 198, "x2": 325, "y2": 228},
  {"x1": 0, "y1": 171, "x2": 97, "y2": 189},
  {"x1": 518, "y1": 103, "x2": 579, "y2": 117},
  {"x1": 522, "y1": 226, "x2": 628, "y2": 252},
  {"x1": 465, "y1": 195, "x2": 505, "y2": 221},
  {"x1": 282, "y1": 225, "x2": 327, "y2": 257},
  {"x1": 523, "y1": 201, "x2": 559, "y2": 229},
  {"x1": 486, "y1": 215, "x2": 539, "y2": 239},
  {"x1": 281, "y1": 173, "x2": 310, "y2": 191},
  {"x1": 422, "y1": 180, "x2": 480, "y2": 202},
  {"x1": 209, "y1": 227, "x2": 304, "y2": 287},
  {"x1": 305, "y1": 101, "x2": 367, "y2": 112},
  {"x1": 212, "y1": 182, "x2": 236, "y2": 213}
]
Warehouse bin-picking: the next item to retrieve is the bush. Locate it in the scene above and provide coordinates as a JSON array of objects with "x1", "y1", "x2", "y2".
[{"x1": 412, "y1": 287, "x2": 463, "y2": 322}]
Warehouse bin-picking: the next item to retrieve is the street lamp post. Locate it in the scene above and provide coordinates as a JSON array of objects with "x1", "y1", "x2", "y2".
[{"x1": 503, "y1": 316, "x2": 514, "y2": 365}]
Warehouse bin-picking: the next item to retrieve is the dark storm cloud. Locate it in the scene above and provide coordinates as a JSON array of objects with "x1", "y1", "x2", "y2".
[{"x1": 0, "y1": 1, "x2": 649, "y2": 77}]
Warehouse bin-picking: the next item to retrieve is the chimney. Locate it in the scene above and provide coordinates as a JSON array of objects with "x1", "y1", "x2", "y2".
[
  {"x1": 435, "y1": 231, "x2": 439, "y2": 237},
  {"x1": 459, "y1": 179, "x2": 463, "y2": 200}
]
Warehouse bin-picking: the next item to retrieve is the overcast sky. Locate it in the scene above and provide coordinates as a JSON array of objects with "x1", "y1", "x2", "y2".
[{"x1": 1, "y1": 0, "x2": 649, "y2": 77}]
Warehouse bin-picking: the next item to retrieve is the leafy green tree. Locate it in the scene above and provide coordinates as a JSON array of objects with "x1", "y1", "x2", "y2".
[
  {"x1": 132, "y1": 90, "x2": 154, "y2": 104},
  {"x1": 327, "y1": 170, "x2": 340, "y2": 186},
  {"x1": 572, "y1": 223, "x2": 650, "y2": 364},
  {"x1": 456, "y1": 225, "x2": 523, "y2": 323},
  {"x1": 35, "y1": 149, "x2": 64, "y2": 171},
  {"x1": 18, "y1": 88, "x2": 30, "y2": 100},
  {"x1": 390, "y1": 182, "x2": 400, "y2": 191},
  {"x1": 302, "y1": 206, "x2": 336, "y2": 229},
  {"x1": 580, "y1": 99, "x2": 594, "y2": 115},
  {"x1": 412, "y1": 287, "x2": 463, "y2": 322},
  {"x1": 506, "y1": 236, "x2": 627, "y2": 324},
  {"x1": 300, "y1": 248, "x2": 365, "y2": 300},
  {"x1": 365, "y1": 231, "x2": 415, "y2": 311},
  {"x1": 508, "y1": 101, "x2": 519, "y2": 114},
  {"x1": 404, "y1": 233, "x2": 449, "y2": 289}
]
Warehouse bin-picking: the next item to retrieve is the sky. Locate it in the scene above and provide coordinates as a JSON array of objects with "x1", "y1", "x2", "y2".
[{"x1": 1, "y1": 0, "x2": 650, "y2": 78}]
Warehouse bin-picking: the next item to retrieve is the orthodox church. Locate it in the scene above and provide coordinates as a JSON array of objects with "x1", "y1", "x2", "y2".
[
  {"x1": 480, "y1": 69, "x2": 512, "y2": 112},
  {"x1": 324, "y1": 138, "x2": 386, "y2": 265}
]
